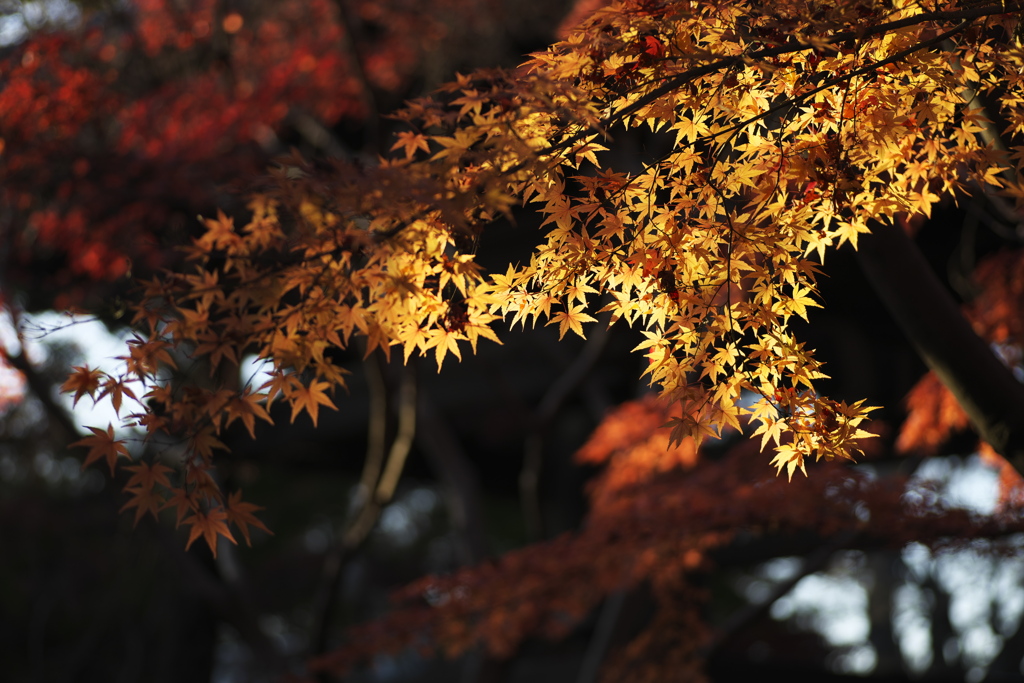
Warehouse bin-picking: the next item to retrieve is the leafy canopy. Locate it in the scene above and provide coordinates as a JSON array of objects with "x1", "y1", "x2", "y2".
[{"x1": 65, "y1": 0, "x2": 1024, "y2": 552}]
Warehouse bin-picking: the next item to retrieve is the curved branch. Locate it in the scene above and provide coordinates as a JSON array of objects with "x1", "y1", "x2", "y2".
[{"x1": 310, "y1": 362, "x2": 417, "y2": 663}]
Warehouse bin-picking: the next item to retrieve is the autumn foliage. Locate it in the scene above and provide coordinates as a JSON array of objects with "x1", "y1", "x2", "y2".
[
  {"x1": 0, "y1": 0, "x2": 490, "y2": 310},
  {"x1": 64, "y1": 0, "x2": 1024, "y2": 541},
  {"x1": 311, "y1": 396, "x2": 1024, "y2": 678},
  {"x1": 8, "y1": 0, "x2": 1024, "y2": 678}
]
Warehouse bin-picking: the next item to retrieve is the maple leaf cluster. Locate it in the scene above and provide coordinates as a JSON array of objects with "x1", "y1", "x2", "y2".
[
  {"x1": 63, "y1": 0, "x2": 1024, "y2": 557},
  {"x1": 61, "y1": 361, "x2": 272, "y2": 556}
]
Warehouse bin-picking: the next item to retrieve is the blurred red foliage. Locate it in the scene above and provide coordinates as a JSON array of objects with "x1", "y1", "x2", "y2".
[
  {"x1": 0, "y1": 0, "x2": 485, "y2": 311},
  {"x1": 313, "y1": 396, "x2": 1020, "y2": 680}
]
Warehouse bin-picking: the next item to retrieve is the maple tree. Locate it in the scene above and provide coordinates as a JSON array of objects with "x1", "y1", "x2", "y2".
[
  {"x1": 0, "y1": 0, "x2": 579, "y2": 680},
  {"x1": 8, "y1": 0, "x2": 1024, "y2": 680},
  {"x1": 0, "y1": 0, "x2": 520, "y2": 424},
  {"x1": 65, "y1": 0, "x2": 1024, "y2": 540},
  {"x1": 0, "y1": 0, "x2": 535, "y2": 313}
]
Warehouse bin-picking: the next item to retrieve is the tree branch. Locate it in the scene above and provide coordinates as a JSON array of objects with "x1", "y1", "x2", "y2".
[
  {"x1": 416, "y1": 394, "x2": 489, "y2": 563},
  {"x1": 856, "y1": 220, "x2": 1024, "y2": 472},
  {"x1": 310, "y1": 361, "x2": 417, "y2": 667},
  {"x1": 3, "y1": 348, "x2": 80, "y2": 440},
  {"x1": 521, "y1": 313, "x2": 613, "y2": 540},
  {"x1": 152, "y1": 524, "x2": 290, "y2": 675},
  {"x1": 707, "y1": 529, "x2": 859, "y2": 658}
]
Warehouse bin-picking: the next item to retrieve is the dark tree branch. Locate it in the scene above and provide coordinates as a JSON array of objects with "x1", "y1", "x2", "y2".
[
  {"x1": 2, "y1": 348, "x2": 80, "y2": 440},
  {"x1": 310, "y1": 361, "x2": 417, "y2": 669},
  {"x1": 0, "y1": 305, "x2": 80, "y2": 439},
  {"x1": 330, "y1": 0, "x2": 380, "y2": 154},
  {"x1": 575, "y1": 589, "x2": 628, "y2": 683},
  {"x1": 416, "y1": 394, "x2": 489, "y2": 564},
  {"x1": 856, "y1": 220, "x2": 1024, "y2": 472},
  {"x1": 150, "y1": 524, "x2": 290, "y2": 675},
  {"x1": 707, "y1": 530, "x2": 860, "y2": 658},
  {"x1": 521, "y1": 313, "x2": 613, "y2": 540}
]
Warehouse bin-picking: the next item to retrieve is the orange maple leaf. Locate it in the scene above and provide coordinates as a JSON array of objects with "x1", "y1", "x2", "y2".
[
  {"x1": 120, "y1": 485, "x2": 165, "y2": 527},
  {"x1": 288, "y1": 379, "x2": 336, "y2": 427},
  {"x1": 122, "y1": 337, "x2": 177, "y2": 378},
  {"x1": 189, "y1": 426, "x2": 229, "y2": 462},
  {"x1": 224, "y1": 391, "x2": 273, "y2": 438},
  {"x1": 163, "y1": 487, "x2": 199, "y2": 527},
  {"x1": 99, "y1": 376, "x2": 138, "y2": 415},
  {"x1": 71, "y1": 424, "x2": 130, "y2": 476},
  {"x1": 185, "y1": 463, "x2": 223, "y2": 503},
  {"x1": 390, "y1": 130, "x2": 431, "y2": 160},
  {"x1": 195, "y1": 329, "x2": 240, "y2": 374},
  {"x1": 225, "y1": 490, "x2": 272, "y2": 546},
  {"x1": 61, "y1": 365, "x2": 105, "y2": 407},
  {"x1": 183, "y1": 507, "x2": 236, "y2": 557},
  {"x1": 123, "y1": 461, "x2": 174, "y2": 490},
  {"x1": 259, "y1": 371, "x2": 300, "y2": 408}
]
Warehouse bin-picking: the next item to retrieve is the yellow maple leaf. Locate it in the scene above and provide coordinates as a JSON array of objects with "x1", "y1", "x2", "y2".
[
  {"x1": 428, "y1": 327, "x2": 464, "y2": 370},
  {"x1": 770, "y1": 444, "x2": 807, "y2": 482},
  {"x1": 907, "y1": 189, "x2": 940, "y2": 218},
  {"x1": 548, "y1": 304, "x2": 597, "y2": 340}
]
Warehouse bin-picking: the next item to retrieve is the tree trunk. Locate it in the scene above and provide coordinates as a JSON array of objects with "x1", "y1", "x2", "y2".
[{"x1": 856, "y1": 220, "x2": 1024, "y2": 473}]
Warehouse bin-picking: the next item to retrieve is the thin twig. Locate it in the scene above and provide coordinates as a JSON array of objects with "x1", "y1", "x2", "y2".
[{"x1": 594, "y1": 3, "x2": 1015, "y2": 148}]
